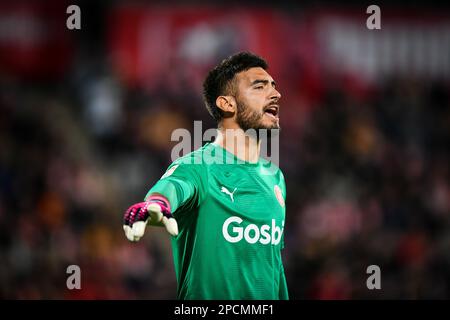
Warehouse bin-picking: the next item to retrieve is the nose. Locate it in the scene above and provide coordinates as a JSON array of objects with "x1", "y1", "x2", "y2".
[{"x1": 270, "y1": 87, "x2": 281, "y2": 101}]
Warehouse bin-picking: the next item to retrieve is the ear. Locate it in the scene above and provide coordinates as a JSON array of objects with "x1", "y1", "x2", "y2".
[{"x1": 216, "y1": 96, "x2": 236, "y2": 114}]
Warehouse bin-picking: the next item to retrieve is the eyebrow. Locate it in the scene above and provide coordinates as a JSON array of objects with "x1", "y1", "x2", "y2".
[{"x1": 250, "y1": 79, "x2": 276, "y2": 87}]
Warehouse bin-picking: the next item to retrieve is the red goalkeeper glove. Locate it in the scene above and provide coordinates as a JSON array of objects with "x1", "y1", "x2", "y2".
[{"x1": 123, "y1": 195, "x2": 179, "y2": 241}]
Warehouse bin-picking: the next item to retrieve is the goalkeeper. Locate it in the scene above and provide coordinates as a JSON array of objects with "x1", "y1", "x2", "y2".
[{"x1": 123, "y1": 52, "x2": 288, "y2": 300}]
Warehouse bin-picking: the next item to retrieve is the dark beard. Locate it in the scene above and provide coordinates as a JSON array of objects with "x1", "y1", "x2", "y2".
[{"x1": 235, "y1": 99, "x2": 280, "y2": 132}]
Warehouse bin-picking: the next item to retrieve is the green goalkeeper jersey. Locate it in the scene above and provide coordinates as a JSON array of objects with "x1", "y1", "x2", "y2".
[{"x1": 146, "y1": 142, "x2": 288, "y2": 300}]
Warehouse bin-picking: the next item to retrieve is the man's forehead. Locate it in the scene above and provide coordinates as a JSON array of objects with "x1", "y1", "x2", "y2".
[{"x1": 237, "y1": 67, "x2": 274, "y2": 83}]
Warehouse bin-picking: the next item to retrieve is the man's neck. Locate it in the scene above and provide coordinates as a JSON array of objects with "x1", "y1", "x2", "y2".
[{"x1": 213, "y1": 126, "x2": 261, "y2": 163}]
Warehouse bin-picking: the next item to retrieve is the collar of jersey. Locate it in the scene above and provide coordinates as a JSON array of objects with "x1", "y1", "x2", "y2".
[{"x1": 207, "y1": 142, "x2": 264, "y2": 167}]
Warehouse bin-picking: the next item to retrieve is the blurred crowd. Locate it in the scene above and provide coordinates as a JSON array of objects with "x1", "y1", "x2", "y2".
[
  {"x1": 284, "y1": 79, "x2": 450, "y2": 299},
  {"x1": 0, "y1": 2, "x2": 449, "y2": 299}
]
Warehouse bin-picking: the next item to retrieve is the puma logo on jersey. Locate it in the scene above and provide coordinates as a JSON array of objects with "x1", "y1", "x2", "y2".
[{"x1": 221, "y1": 186, "x2": 237, "y2": 202}]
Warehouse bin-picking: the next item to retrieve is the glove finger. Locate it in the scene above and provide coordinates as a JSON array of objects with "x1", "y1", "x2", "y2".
[
  {"x1": 161, "y1": 216, "x2": 179, "y2": 236},
  {"x1": 125, "y1": 207, "x2": 138, "y2": 226},
  {"x1": 123, "y1": 225, "x2": 135, "y2": 242},
  {"x1": 132, "y1": 220, "x2": 147, "y2": 238},
  {"x1": 123, "y1": 208, "x2": 132, "y2": 226},
  {"x1": 148, "y1": 203, "x2": 163, "y2": 223}
]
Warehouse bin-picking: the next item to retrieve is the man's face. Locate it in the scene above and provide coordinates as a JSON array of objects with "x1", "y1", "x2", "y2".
[{"x1": 233, "y1": 67, "x2": 281, "y2": 131}]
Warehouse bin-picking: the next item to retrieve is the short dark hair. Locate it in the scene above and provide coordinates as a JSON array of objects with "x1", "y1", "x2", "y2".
[{"x1": 202, "y1": 52, "x2": 268, "y2": 122}]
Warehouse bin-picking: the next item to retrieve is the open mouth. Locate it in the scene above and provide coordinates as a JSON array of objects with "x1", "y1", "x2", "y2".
[{"x1": 264, "y1": 104, "x2": 279, "y2": 119}]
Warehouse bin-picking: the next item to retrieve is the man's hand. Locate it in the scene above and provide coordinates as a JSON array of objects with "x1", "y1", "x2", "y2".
[{"x1": 123, "y1": 195, "x2": 179, "y2": 241}]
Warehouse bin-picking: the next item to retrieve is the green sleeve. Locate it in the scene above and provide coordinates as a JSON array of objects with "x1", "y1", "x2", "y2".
[
  {"x1": 280, "y1": 169, "x2": 286, "y2": 250},
  {"x1": 144, "y1": 156, "x2": 207, "y2": 216},
  {"x1": 279, "y1": 266, "x2": 289, "y2": 300},
  {"x1": 145, "y1": 177, "x2": 195, "y2": 214},
  {"x1": 278, "y1": 170, "x2": 289, "y2": 300},
  {"x1": 280, "y1": 170, "x2": 287, "y2": 200}
]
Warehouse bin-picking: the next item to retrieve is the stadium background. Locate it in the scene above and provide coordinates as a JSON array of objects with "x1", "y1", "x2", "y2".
[{"x1": 0, "y1": 0, "x2": 449, "y2": 299}]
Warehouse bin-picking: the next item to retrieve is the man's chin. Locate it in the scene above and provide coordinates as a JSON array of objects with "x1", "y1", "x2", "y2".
[
  {"x1": 260, "y1": 120, "x2": 280, "y2": 130},
  {"x1": 251, "y1": 123, "x2": 281, "y2": 136},
  {"x1": 236, "y1": 115, "x2": 280, "y2": 131}
]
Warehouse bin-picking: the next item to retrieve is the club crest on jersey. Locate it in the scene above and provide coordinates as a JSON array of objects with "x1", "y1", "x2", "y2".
[{"x1": 274, "y1": 185, "x2": 285, "y2": 207}]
